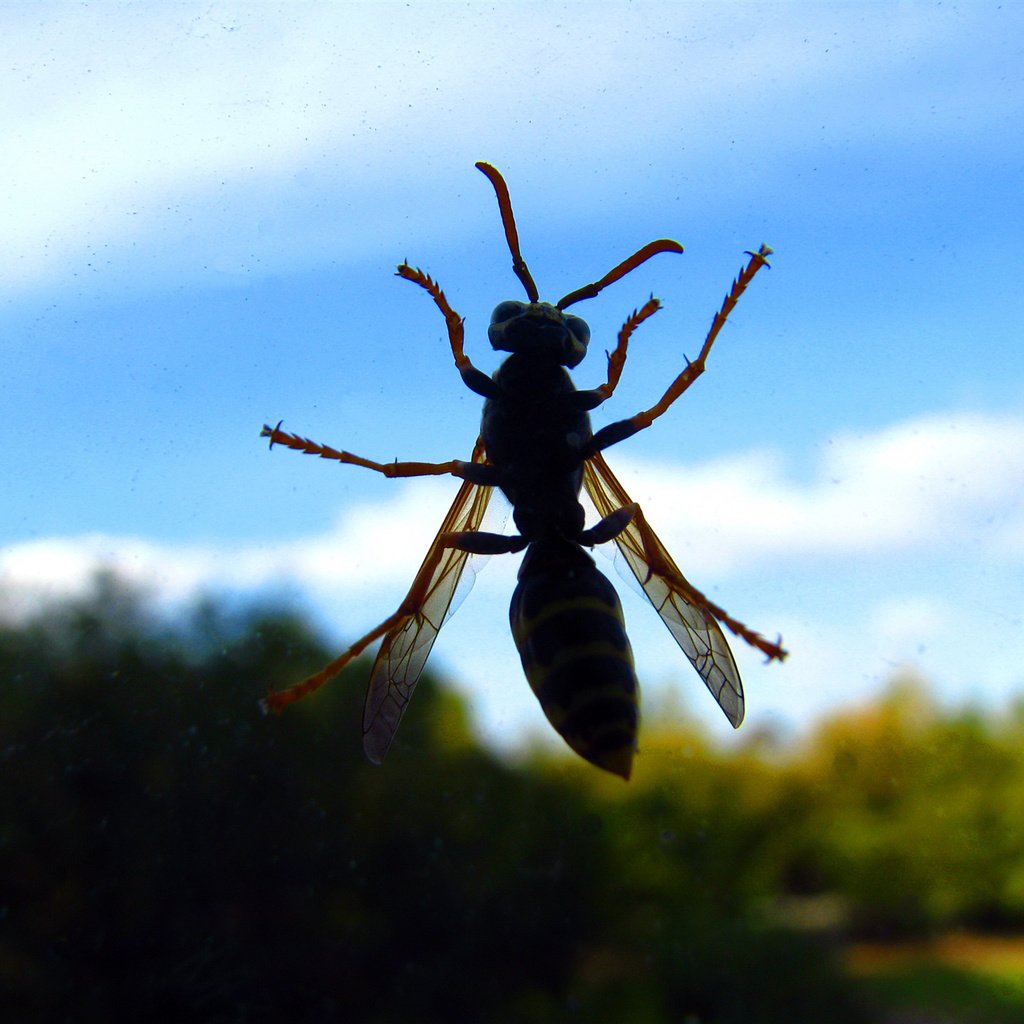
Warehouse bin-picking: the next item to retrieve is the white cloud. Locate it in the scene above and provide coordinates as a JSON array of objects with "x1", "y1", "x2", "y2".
[
  {"x1": 3, "y1": 9, "x2": 400, "y2": 295},
  {"x1": 868, "y1": 596, "x2": 952, "y2": 654},
  {"x1": 0, "y1": 476, "x2": 461, "y2": 616},
  {"x1": 615, "y1": 411, "x2": 1024, "y2": 574},
  {"x1": 2, "y1": 3, "x2": 1006, "y2": 298},
  {"x1": 3, "y1": 409, "x2": 1020, "y2": 612}
]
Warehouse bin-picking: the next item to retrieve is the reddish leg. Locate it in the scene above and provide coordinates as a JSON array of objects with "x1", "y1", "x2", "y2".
[
  {"x1": 260, "y1": 422, "x2": 493, "y2": 483},
  {"x1": 589, "y1": 245, "x2": 773, "y2": 455}
]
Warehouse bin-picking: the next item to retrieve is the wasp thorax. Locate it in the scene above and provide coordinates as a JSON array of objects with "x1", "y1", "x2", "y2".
[{"x1": 488, "y1": 301, "x2": 591, "y2": 368}]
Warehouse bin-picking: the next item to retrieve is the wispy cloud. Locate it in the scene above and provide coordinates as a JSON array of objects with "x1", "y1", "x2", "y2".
[
  {"x1": 0, "y1": 476, "x2": 460, "y2": 616},
  {"x1": 593, "y1": 410, "x2": 1024, "y2": 575},
  {"x1": 4, "y1": 4, "x2": 1008, "y2": 299}
]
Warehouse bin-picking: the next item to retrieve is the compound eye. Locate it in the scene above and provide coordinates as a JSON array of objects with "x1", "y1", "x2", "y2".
[
  {"x1": 564, "y1": 315, "x2": 591, "y2": 348},
  {"x1": 490, "y1": 300, "x2": 526, "y2": 325}
]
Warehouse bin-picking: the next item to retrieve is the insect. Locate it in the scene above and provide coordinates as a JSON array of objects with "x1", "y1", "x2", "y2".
[{"x1": 261, "y1": 163, "x2": 786, "y2": 779}]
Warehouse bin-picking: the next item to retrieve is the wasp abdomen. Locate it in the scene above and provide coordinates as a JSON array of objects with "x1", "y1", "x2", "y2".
[{"x1": 510, "y1": 541, "x2": 639, "y2": 779}]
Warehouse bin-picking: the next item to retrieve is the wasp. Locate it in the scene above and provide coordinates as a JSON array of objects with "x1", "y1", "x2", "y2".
[{"x1": 261, "y1": 163, "x2": 786, "y2": 779}]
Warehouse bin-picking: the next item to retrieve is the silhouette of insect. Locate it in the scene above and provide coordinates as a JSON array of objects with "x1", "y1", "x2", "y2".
[{"x1": 261, "y1": 162, "x2": 786, "y2": 779}]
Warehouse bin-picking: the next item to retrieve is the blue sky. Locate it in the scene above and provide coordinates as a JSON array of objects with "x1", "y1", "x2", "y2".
[{"x1": 3, "y1": 2, "x2": 1023, "y2": 758}]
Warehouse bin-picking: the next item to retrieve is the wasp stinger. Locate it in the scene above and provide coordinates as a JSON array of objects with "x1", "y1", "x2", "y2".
[{"x1": 261, "y1": 162, "x2": 785, "y2": 779}]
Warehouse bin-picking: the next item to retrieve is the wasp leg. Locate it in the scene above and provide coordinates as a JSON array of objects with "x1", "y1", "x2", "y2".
[
  {"x1": 579, "y1": 298, "x2": 664, "y2": 408},
  {"x1": 395, "y1": 264, "x2": 498, "y2": 399},
  {"x1": 260, "y1": 422, "x2": 498, "y2": 484},
  {"x1": 627, "y1": 499, "x2": 787, "y2": 663},
  {"x1": 262, "y1": 527, "x2": 500, "y2": 714},
  {"x1": 584, "y1": 246, "x2": 773, "y2": 456},
  {"x1": 446, "y1": 531, "x2": 529, "y2": 555},
  {"x1": 579, "y1": 503, "x2": 638, "y2": 546}
]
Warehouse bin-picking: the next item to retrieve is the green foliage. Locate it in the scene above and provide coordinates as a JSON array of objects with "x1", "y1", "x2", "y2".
[
  {"x1": 788, "y1": 676, "x2": 1024, "y2": 934},
  {"x1": 4, "y1": 579, "x2": 1023, "y2": 1021},
  {"x1": 858, "y1": 962, "x2": 1024, "y2": 1024}
]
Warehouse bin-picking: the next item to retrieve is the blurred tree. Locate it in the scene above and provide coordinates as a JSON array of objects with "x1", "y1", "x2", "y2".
[
  {"x1": 789, "y1": 674, "x2": 1024, "y2": 935},
  {"x1": 27, "y1": 578, "x2": 1024, "y2": 1019}
]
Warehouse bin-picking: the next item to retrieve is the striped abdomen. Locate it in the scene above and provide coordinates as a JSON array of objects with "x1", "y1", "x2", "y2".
[{"x1": 510, "y1": 540, "x2": 639, "y2": 779}]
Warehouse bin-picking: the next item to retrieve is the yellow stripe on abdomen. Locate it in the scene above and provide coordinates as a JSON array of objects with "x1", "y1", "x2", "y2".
[{"x1": 510, "y1": 559, "x2": 638, "y2": 779}]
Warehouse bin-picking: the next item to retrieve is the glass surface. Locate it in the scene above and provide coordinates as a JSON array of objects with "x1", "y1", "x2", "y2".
[{"x1": 3, "y1": 4, "x2": 1023, "y2": 1020}]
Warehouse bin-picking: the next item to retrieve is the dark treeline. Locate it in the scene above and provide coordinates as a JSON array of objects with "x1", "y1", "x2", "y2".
[{"x1": 2, "y1": 576, "x2": 1022, "y2": 1022}]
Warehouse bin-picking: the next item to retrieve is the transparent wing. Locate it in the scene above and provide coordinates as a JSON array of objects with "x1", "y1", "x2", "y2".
[
  {"x1": 582, "y1": 451, "x2": 744, "y2": 727},
  {"x1": 363, "y1": 438, "x2": 494, "y2": 762}
]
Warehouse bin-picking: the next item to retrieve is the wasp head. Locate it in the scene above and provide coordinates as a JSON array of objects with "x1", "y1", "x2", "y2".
[{"x1": 487, "y1": 300, "x2": 591, "y2": 368}]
